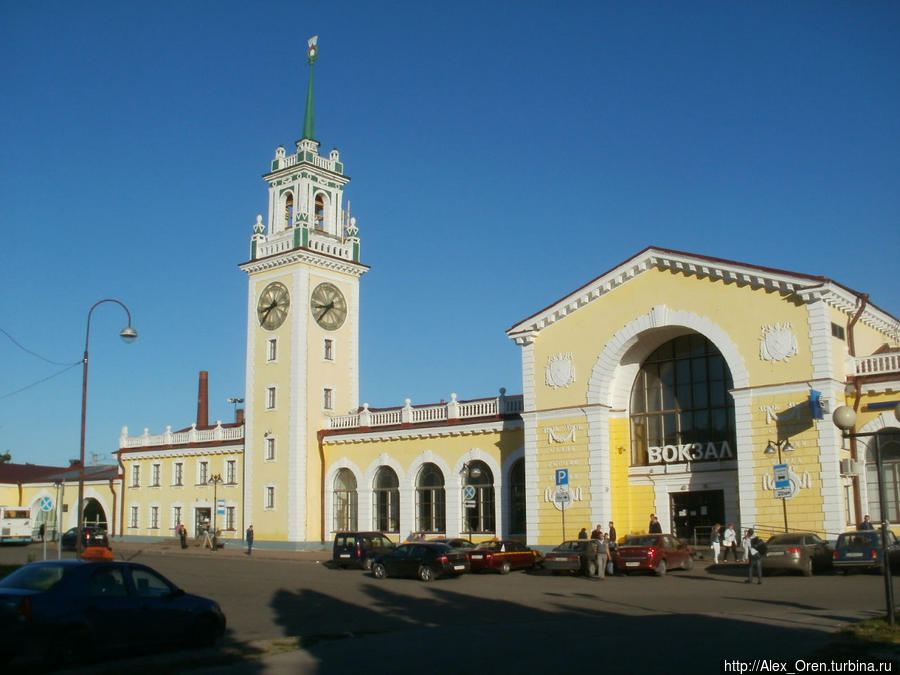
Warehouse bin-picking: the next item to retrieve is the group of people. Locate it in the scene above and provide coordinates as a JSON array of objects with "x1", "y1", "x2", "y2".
[
  {"x1": 709, "y1": 523, "x2": 767, "y2": 583},
  {"x1": 577, "y1": 521, "x2": 618, "y2": 579}
]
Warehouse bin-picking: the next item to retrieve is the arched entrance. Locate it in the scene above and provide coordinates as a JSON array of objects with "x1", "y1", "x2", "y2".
[{"x1": 82, "y1": 498, "x2": 108, "y2": 530}]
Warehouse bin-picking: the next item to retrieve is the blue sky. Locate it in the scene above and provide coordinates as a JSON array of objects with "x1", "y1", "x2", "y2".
[{"x1": 2, "y1": 1, "x2": 898, "y2": 467}]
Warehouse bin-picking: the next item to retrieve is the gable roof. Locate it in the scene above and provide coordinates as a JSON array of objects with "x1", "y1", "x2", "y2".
[
  {"x1": 0, "y1": 462, "x2": 120, "y2": 485},
  {"x1": 506, "y1": 246, "x2": 899, "y2": 345}
]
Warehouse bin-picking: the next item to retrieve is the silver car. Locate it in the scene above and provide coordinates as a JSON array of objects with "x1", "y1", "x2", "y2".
[{"x1": 761, "y1": 532, "x2": 832, "y2": 576}]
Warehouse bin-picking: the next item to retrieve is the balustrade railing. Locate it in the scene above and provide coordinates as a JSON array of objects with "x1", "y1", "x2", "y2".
[
  {"x1": 854, "y1": 353, "x2": 900, "y2": 377},
  {"x1": 327, "y1": 394, "x2": 523, "y2": 431},
  {"x1": 120, "y1": 423, "x2": 244, "y2": 449}
]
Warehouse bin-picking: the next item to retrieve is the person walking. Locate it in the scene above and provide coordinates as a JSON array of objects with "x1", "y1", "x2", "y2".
[
  {"x1": 722, "y1": 523, "x2": 737, "y2": 562},
  {"x1": 595, "y1": 533, "x2": 609, "y2": 579},
  {"x1": 608, "y1": 521, "x2": 617, "y2": 548},
  {"x1": 743, "y1": 528, "x2": 763, "y2": 584},
  {"x1": 246, "y1": 524, "x2": 254, "y2": 555},
  {"x1": 177, "y1": 522, "x2": 188, "y2": 549},
  {"x1": 591, "y1": 524, "x2": 603, "y2": 540},
  {"x1": 709, "y1": 524, "x2": 722, "y2": 564},
  {"x1": 578, "y1": 527, "x2": 588, "y2": 539}
]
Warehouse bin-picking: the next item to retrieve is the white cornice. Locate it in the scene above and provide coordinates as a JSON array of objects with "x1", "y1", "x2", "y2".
[
  {"x1": 240, "y1": 247, "x2": 369, "y2": 278},
  {"x1": 322, "y1": 419, "x2": 522, "y2": 444},
  {"x1": 119, "y1": 444, "x2": 243, "y2": 461},
  {"x1": 506, "y1": 247, "x2": 899, "y2": 344}
]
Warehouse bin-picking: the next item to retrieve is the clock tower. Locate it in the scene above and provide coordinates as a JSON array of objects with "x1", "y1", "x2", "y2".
[{"x1": 239, "y1": 36, "x2": 369, "y2": 545}]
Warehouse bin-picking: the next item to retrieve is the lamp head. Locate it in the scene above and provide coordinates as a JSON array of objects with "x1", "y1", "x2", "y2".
[
  {"x1": 119, "y1": 326, "x2": 138, "y2": 344},
  {"x1": 764, "y1": 441, "x2": 777, "y2": 455},
  {"x1": 782, "y1": 441, "x2": 794, "y2": 453},
  {"x1": 832, "y1": 405, "x2": 857, "y2": 431}
]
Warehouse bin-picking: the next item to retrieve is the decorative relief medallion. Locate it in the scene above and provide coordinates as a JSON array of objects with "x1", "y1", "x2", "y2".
[
  {"x1": 759, "y1": 322, "x2": 798, "y2": 363},
  {"x1": 547, "y1": 425, "x2": 577, "y2": 444},
  {"x1": 545, "y1": 353, "x2": 576, "y2": 389}
]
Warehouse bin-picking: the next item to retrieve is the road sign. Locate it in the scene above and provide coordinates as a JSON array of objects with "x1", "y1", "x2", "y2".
[
  {"x1": 556, "y1": 469, "x2": 569, "y2": 486},
  {"x1": 463, "y1": 485, "x2": 476, "y2": 500},
  {"x1": 554, "y1": 485, "x2": 571, "y2": 504},
  {"x1": 217, "y1": 498, "x2": 226, "y2": 516},
  {"x1": 40, "y1": 496, "x2": 54, "y2": 512},
  {"x1": 773, "y1": 464, "x2": 790, "y2": 488},
  {"x1": 774, "y1": 486, "x2": 793, "y2": 499},
  {"x1": 464, "y1": 500, "x2": 476, "y2": 509}
]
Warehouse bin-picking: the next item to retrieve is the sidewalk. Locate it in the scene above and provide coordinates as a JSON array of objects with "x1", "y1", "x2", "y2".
[{"x1": 110, "y1": 537, "x2": 330, "y2": 564}]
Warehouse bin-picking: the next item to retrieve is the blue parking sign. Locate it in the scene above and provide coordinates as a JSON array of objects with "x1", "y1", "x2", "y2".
[{"x1": 556, "y1": 469, "x2": 569, "y2": 486}]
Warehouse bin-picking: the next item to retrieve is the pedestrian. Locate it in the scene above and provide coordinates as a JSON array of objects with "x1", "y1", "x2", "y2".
[
  {"x1": 743, "y1": 528, "x2": 764, "y2": 584},
  {"x1": 649, "y1": 514, "x2": 662, "y2": 533},
  {"x1": 578, "y1": 527, "x2": 588, "y2": 539},
  {"x1": 246, "y1": 524, "x2": 254, "y2": 555},
  {"x1": 177, "y1": 523, "x2": 188, "y2": 549},
  {"x1": 604, "y1": 532, "x2": 615, "y2": 576},
  {"x1": 38, "y1": 522, "x2": 45, "y2": 543},
  {"x1": 595, "y1": 533, "x2": 609, "y2": 579},
  {"x1": 722, "y1": 523, "x2": 737, "y2": 561},
  {"x1": 608, "y1": 521, "x2": 617, "y2": 549},
  {"x1": 709, "y1": 523, "x2": 722, "y2": 564},
  {"x1": 591, "y1": 523, "x2": 603, "y2": 540},
  {"x1": 860, "y1": 515, "x2": 875, "y2": 531}
]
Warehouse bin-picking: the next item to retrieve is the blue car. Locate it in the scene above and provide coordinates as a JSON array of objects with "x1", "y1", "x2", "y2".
[
  {"x1": 833, "y1": 530, "x2": 900, "y2": 574},
  {"x1": 0, "y1": 559, "x2": 226, "y2": 667}
]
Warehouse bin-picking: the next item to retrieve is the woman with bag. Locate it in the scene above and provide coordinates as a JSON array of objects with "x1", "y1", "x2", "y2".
[{"x1": 709, "y1": 523, "x2": 722, "y2": 564}]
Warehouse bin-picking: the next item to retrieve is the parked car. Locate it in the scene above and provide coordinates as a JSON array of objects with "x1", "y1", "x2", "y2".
[
  {"x1": 0, "y1": 559, "x2": 225, "y2": 667},
  {"x1": 614, "y1": 534, "x2": 693, "y2": 576},
  {"x1": 371, "y1": 542, "x2": 469, "y2": 581},
  {"x1": 60, "y1": 526, "x2": 109, "y2": 551},
  {"x1": 833, "y1": 530, "x2": 900, "y2": 574},
  {"x1": 428, "y1": 537, "x2": 476, "y2": 550},
  {"x1": 542, "y1": 539, "x2": 600, "y2": 576},
  {"x1": 761, "y1": 532, "x2": 832, "y2": 576},
  {"x1": 332, "y1": 531, "x2": 395, "y2": 570},
  {"x1": 467, "y1": 539, "x2": 542, "y2": 574}
]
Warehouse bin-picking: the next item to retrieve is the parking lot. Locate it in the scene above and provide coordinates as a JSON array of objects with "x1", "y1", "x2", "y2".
[{"x1": 2, "y1": 539, "x2": 899, "y2": 673}]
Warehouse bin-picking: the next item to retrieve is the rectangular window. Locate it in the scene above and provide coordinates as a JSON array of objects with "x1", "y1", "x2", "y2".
[
  {"x1": 151, "y1": 463, "x2": 160, "y2": 487},
  {"x1": 267, "y1": 337, "x2": 278, "y2": 362},
  {"x1": 832, "y1": 322, "x2": 846, "y2": 340},
  {"x1": 130, "y1": 505, "x2": 139, "y2": 528},
  {"x1": 173, "y1": 506, "x2": 182, "y2": 528},
  {"x1": 324, "y1": 338, "x2": 334, "y2": 361},
  {"x1": 226, "y1": 460, "x2": 236, "y2": 484},
  {"x1": 150, "y1": 506, "x2": 159, "y2": 529},
  {"x1": 198, "y1": 461, "x2": 209, "y2": 485},
  {"x1": 266, "y1": 386, "x2": 277, "y2": 410},
  {"x1": 266, "y1": 485, "x2": 275, "y2": 510},
  {"x1": 131, "y1": 464, "x2": 140, "y2": 488},
  {"x1": 174, "y1": 462, "x2": 184, "y2": 486},
  {"x1": 323, "y1": 388, "x2": 334, "y2": 411},
  {"x1": 265, "y1": 437, "x2": 276, "y2": 461},
  {"x1": 226, "y1": 506, "x2": 235, "y2": 531}
]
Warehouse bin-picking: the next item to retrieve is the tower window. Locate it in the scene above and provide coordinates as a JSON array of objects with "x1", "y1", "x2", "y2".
[
  {"x1": 266, "y1": 386, "x2": 277, "y2": 410},
  {"x1": 314, "y1": 193, "x2": 326, "y2": 230},
  {"x1": 323, "y1": 388, "x2": 334, "y2": 411},
  {"x1": 284, "y1": 192, "x2": 294, "y2": 229},
  {"x1": 267, "y1": 338, "x2": 278, "y2": 362},
  {"x1": 265, "y1": 436, "x2": 276, "y2": 461},
  {"x1": 324, "y1": 338, "x2": 334, "y2": 361}
]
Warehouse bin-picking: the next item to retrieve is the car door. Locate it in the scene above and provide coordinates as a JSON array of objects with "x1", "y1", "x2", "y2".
[
  {"x1": 126, "y1": 564, "x2": 191, "y2": 647},
  {"x1": 82, "y1": 564, "x2": 141, "y2": 650},
  {"x1": 384, "y1": 544, "x2": 413, "y2": 577}
]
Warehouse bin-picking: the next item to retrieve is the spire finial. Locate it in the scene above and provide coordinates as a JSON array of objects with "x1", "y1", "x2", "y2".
[{"x1": 302, "y1": 36, "x2": 318, "y2": 141}]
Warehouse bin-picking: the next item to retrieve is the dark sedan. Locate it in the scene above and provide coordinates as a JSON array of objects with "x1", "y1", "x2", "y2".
[
  {"x1": 60, "y1": 526, "x2": 109, "y2": 551},
  {"x1": 762, "y1": 532, "x2": 832, "y2": 576},
  {"x1": 614, "y1": 534, "x2": 693, "y2": 576},
  {"x1": 428, "y1": 537, "x2": 476, "y2": 550},
  {"x1": 467, "y1": 539, "x2": 542, "y2": 574},
  {"x1": 833, "y1": 530, "x2": 900, "y2": 574},
  {"x1": 542, "y1": 539, "x2": 600, "y2": 576},
  {"x1": 372, "y1": 542, "x2": 470, "y2": 581},
  {"x1": 0, "y1": 559, "x2": 226, "y2": 667}
]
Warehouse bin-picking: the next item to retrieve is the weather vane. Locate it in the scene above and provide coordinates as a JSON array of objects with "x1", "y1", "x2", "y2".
[{"x1": 307, "y1": 35, "x2": 318, "y2": 65}]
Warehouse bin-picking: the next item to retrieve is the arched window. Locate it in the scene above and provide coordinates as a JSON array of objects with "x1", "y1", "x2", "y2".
[
  {"x1": 372, "y1": 466, "x2": 400, "y2": 533},
  {"x1": 314, "y1": 193, "x2": 326, "y2": 230},
  {"x1": 508, "y1": 458, "x2": 526, "y2": 536},
  {"x1": 462, "y1": 460, "x2": 495, "y2": 535},
  {"x1": 415, "y1": 463, "x2": 445, "y2": 533},
  {"x1": 283, "y1": 192, "x2": 294, "y2": 229},
  {"x1": 865, "y1": 431, "x2": 900, "y2": 524},
  {"x1": 333, "y1": 469, "x2": 357, "y2": 532},
  {"x1": 630, "y1": 334, "x2": 735, "y2": 466}
]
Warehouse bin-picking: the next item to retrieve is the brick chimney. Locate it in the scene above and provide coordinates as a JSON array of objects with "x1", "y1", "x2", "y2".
[
  {"x1": 197, "y1": 371, "x2": 209, "y2": 428},
  {"x1": 235, "y1": 408, "x2": 245, "y2": 424}
]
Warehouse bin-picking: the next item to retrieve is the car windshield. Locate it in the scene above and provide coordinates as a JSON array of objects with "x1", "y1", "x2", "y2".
[
  {"x1": 0, "y1": 563, "x2": 69, "y2": 591},
  {"x1": 624, "y1": 536, "x2": 660, "y2": 547},
  {"x1": 768, "y1": 534, "x2": 806, "y2": 545}
]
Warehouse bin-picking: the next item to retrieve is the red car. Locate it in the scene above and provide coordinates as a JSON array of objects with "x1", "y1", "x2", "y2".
[
  {"x1": 614, "y1": 534, "x2": 693, "y2": 576},
  {"x1": 467, "y1": 539, "x2": 542, "y2": 574}
]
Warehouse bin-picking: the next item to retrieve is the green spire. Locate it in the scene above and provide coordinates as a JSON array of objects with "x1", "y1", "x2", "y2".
[{"x1": 302, "y1": 36, "x2": 318, "y2": 141}]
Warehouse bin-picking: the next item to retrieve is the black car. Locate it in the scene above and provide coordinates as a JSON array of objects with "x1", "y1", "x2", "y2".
[
  {"x1": 0, "y1": 559, "x2": 226, "y2": 667},
  {"x1": 371, "y1": 542, "x2": 470, "y2": 581},
  {"x1": 542, "y1": 539, "x2": 601, "y2": 576},
  {"x1": 60, "y1": 526, "x2": 109, "y2": 551},
  {"x1": 332, "y1": 531, "x2": 395, "y2": 569}
]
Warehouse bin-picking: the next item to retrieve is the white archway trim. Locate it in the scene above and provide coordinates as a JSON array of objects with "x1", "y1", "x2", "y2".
[
  {"x1": 325, "y1": 458, "x2": 364, "y2": 537},
  {"x1": 452, "y1": 448, "x2": 502, "y2": 538}
]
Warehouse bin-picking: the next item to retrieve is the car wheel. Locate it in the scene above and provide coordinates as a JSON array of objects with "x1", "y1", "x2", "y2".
[
  {"x1": 372, "y1": 562, "x2": 386, "y2": 579},
  {"x1": 802, "y1": 557, "x2": 813, "y2": 577},
  {"x1": 654, "y1": 559, "x2": 667, "y2": 577},
  {"x1": 683, "y1": 556, "x2": 694, "y2": 571},
  {"x1": 363, "y1": 556, "x2": 373, "y2": 571},
  {"x1": 192, "y1": 615, "x2": 221, "y2": 648},
  {"x1": 418, "y1": 565, "x2": 435, "y2": 582},
  {"x1": 500, "y1": 561, "x2": 512, "y2": 575}
]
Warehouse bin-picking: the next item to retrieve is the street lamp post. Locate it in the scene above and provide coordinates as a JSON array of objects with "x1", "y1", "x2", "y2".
[
  {"x1": 764, "y1": 439, "x2": 795, "y2": 533},
  {"x1": 833, "y1": 402, "x2": 900, "y2": 627},
  {"x1": 77, "y1": 299, "x2": 138, "y2": 558},
  {"x1": 208, "y1": 473, "x2": 223, "y2": 551},
  {"x1": 461, "y1": 462, "x2": 482, "y2": 542}
]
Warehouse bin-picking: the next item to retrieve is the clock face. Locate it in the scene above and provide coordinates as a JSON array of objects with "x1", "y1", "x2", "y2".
[
  {"x1": 257, "y1": 282, "x2": 290, "y2": 330},
  {"x1": 310, "y1": 282, "x2": 347, "y2": 331}
]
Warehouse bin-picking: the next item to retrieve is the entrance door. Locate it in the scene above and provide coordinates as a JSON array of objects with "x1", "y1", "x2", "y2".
[
  {"x1": 670, "y1": 490, "x2": 724, "y2": 543},
  {"x1": 195, "y1": 508, "x2": 211, "y2": 536}
]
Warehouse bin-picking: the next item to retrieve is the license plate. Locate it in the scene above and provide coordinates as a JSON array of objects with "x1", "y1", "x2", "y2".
[
  {"x1": 453, "y1": 564, "x2": 465, "y2": 570},
  {"x1": 846, "y1": 552, "x2": 863, "y2": 558},
  {"x1": 626, "y1": 561, "x2": 640, "y2": 567},
  {"x1": 769, "y1": 551, "x2": 784, "y2": 556},
  {"x1": 471, "y1": 554, "x2": 483, "y2": 559},
  {"x1": 339, "y1": 553, "x2": 350, "y2": 558}
]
